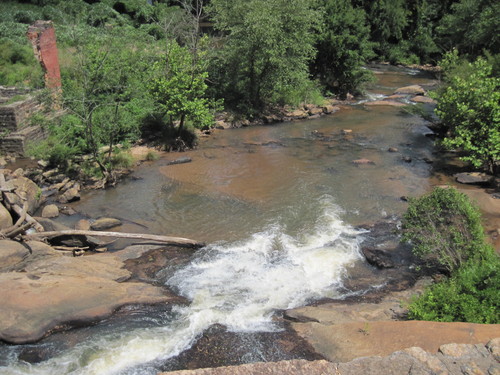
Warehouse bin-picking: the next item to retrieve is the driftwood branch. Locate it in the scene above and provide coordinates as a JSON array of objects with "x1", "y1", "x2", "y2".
[
  {"x1": 23, "y1": 230, "x2": 205, "y2": 248},
  {"x1": 0, "y1": 173, "x2": 44, "y2": 232},
  {"x1": 53, "y1": 245, "x2": 89, "y2": 252},
  {"x1": 3, "y1": 222, "x2": 34, "y2": 239}
]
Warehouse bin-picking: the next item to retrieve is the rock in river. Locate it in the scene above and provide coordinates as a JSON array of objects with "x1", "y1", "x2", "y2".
[
  {"x1": 41, "y1": 204, "x2": 59, "y2": 218},
  {"x1": 394, "y1": 85, "x2": 425, "y2": 95},
  {"x1": 91, "y1": 217, "x2": 123, "y2": 230},
  {"x1": 0, "y1": 243, "x2": 176, "y2": 344}
]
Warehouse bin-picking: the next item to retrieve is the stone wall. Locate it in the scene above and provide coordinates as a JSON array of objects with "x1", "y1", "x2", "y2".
[
  {"x1": 0, "y1": 92, "x2": 46, "y2": 156},
  {"x1": 0, "y1": 86, "x2": 32, "y2": 104},
  {"x1": 0, "y1": 126, "x2": 47, "y2": 156},
  {"x1": 0, "y1": 96, "x2": 41, "y2": 133}
]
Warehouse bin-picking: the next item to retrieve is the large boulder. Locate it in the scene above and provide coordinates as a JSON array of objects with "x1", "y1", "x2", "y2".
[
  {"x1": 394, "y1": 85, "x2": 425, "y2": 95},
  {"x1": 0, "y1": 239, "x2": 30, "y2": 271},
  {"x1": 0, "y1": 203, "x2": 13, "y2": 230},
  {"x1": 4, "y1": 176, "x2": 42, "y2": 214},
  {"x1": 159, "y1": 339, "x2": 500, "y2": 375},
  {"x1": 0, "y1": 244, "x2": 176, "y2": 344}
]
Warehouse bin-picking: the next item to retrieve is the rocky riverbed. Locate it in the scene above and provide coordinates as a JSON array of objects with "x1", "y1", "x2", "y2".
[{"x1": 1, "y1": 71, "x2": 499, "y2": 373}]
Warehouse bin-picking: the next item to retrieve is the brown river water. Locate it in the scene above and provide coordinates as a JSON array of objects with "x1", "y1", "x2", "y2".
[
  {"x1": 73, "y1": 66, "x2": 437, "y2": 244},
  {"x1": 1, "y1": 65, "x2": 448, "y2": 375}
]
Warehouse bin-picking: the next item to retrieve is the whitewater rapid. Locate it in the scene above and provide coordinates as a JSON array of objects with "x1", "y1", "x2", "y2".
[{"x1": 2, "y1": 196, "x2": 364, "y2": 375}]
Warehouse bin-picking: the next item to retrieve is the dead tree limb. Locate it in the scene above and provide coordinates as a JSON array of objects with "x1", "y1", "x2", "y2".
[
  {"x1": 3, "y1": 222, "x2": 34, "y2": 239},
  {"x1": 23, "y1": 230, "x2": 205, "y2": 248},
  {"x1": 53, "y1": 245, "x2": 89, "y2": 252},
  {"x1": 0, "y1": 173, "x2": 44, "y2": 232}
]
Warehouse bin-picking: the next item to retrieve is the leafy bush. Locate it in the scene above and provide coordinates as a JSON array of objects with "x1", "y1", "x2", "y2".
[
  {"x1": 402, "y1": 187, "x2": 487, "y2": 273},
  {"x1": 404, "y1": 186, "x2": 500, "y2": 324},
  {"x1": 432, "y1": 51, "x2": 500, "y2": 174},
  {"x1": 145, "y1": 150, "x2": 159, "y2": 161},
  {"x1": 27, "y1": 138, "x2": 79, "y2": 170},
  {"x1": 0, "y1": 38, "x2": 43, "y2": 87},
  {"x1": 110, "y1": 151, "x2": 134, "y2": 168},
  {"x1": 408, "y1": 253, "x2": 500, "y2": 323}
]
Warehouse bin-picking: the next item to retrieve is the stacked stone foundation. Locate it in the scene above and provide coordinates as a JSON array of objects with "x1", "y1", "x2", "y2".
[{"x1": 0, "y1": 87, "x2": 47, "y2": 156}]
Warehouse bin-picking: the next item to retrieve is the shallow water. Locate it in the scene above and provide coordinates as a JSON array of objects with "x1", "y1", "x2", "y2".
[{"x1": 0, "y1": 65, "x2": 438, "y2": 374}]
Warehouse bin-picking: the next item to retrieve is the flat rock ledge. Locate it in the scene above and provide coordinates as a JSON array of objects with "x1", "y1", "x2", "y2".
[
  {"x1": 0, "y1": 242, "x2": 176, "y2": 344},
  {"x1": 160, "y1": 338, "x2": 500, "y2": 375}
]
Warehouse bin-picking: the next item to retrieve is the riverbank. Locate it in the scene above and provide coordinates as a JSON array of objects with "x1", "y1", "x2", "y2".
[{"x1": 160, "y1": 337, "x2": 500, "y2": 375}]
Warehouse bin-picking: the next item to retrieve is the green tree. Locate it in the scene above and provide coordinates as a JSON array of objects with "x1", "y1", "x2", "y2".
[
  {"x1": 62, "y1": 32, "x2": 147, "y2": 185},
  {"x1": 433, "y1": 52, "x2": 500, "y2": 174},
  {"x1": 438, "y1": 0, "x2": 500, "y2": 58},
  {"x1": 149, "y1": 38, "x2": 214, "y2": 142},
  {"x1": 312, "y1": 0, "x2": 374, "y2": 98},
  {"x1": 361, "y1": 0, "x2": 409, "y2": 62},
  {"x1": 405, "y1": 0, "x2": 441, "y2": 64},
  {"x1": 208, "y1": 0, "x2": 321, "y2": 114}
]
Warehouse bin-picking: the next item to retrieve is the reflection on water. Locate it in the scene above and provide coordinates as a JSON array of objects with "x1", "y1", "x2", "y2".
[{"x1": 74, "y1": 104, "x2": 435, "y2": 244}]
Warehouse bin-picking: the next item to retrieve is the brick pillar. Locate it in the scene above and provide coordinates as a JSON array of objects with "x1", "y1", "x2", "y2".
[{"x1": 27, "y1": 21, "x2": 62, "y2": 91}]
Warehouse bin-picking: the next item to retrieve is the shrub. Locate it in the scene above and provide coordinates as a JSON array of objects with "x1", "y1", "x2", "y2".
[
  {"x1": 402, "y1": 187, "x2": 487, "y2": 274},
  {"x1": 111, "y1": 151, "x2": 134, "y2": 169},
  {"x1": 145, "y1": 150, "x2": 159, "y2": 161},
  {"x1": 408, "y1": 253, "x2": 500, "y2": 323},
  {"x1": 27, "y1": 138, "x2": 78, "y2": 170}
]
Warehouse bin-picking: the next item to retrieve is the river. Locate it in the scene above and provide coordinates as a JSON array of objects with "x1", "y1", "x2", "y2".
[{"x1": 0, "y1": 65, "x2": 438, "y2": 374}]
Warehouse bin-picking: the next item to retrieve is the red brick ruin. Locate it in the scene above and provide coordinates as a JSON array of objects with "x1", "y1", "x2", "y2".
[{"x1": 27, "y1": 20, "x2": 62, "y2": 91}]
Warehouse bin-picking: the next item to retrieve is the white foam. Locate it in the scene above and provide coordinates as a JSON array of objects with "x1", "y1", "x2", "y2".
[{"x1": 2, "y1": 196, "x2": 363, "y2": 375}]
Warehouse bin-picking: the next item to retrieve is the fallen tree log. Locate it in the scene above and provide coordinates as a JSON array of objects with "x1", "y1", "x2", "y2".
[{"x1": 23, "y1": 230, "x2": 205, "y2": 249}]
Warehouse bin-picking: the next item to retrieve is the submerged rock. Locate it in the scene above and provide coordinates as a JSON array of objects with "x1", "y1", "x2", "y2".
[
  {"x1": 75, "y1": 219, "x2": 91, "y2": 230},
  {"x1": 90, "y1": 217, "x2": 122, "y2": 230},
  {"x1": 352, "y1": 158, "x2": 375, "y2": 165},
  {"x1": 411, "y1": 95, "x2": 435, "y2": 104},
  {"x1": 455, "y1": 172, "x2": 493, "y2": 186},
  {"x1": 365, "y1": 100, "x2": 406, "y2": 107},
  {"x1": 394, "y1": 85, "x2": 425, "y2": 95},
  {"x1": 166, "y1": 156, "x2": 192, "y2": 166},
  {"x1": 362, "y1": 247, "x2": 395, "y2": 269}
]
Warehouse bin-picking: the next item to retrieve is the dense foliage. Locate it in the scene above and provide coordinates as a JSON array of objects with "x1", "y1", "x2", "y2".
[
  {"x1": 402, "y1": 187, "x2": 488, "y2": 273},
  {"x1": 403, "y1": 187, "x2": 500, "y2": 324},
  {"x1": 408, "y1": 256, "x2": 500, "y2": 323},
  {"x1": 208, "y1": 0, "x2": 322, "y2": 114},
  {"x1": 432, "y1": 52, "x2": 500, "y2": 174},
  {"x1": 0, "y1": 0, "x2": 498, "y2": 179},
  {"x1": 312, "y1": 0, "x2": 374, "y2": 98}
]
